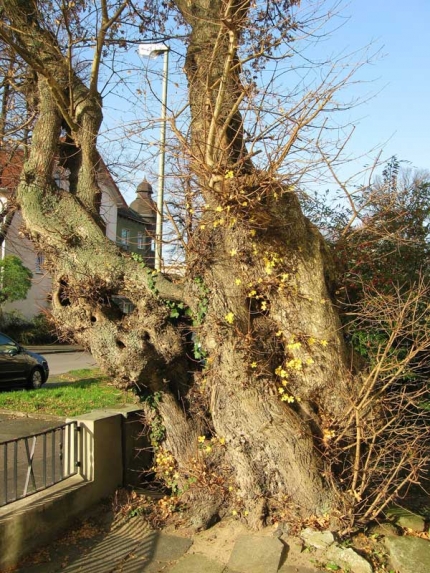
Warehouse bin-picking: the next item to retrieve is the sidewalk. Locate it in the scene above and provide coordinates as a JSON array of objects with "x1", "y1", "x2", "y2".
[
  {"x1": 0, "y1": 412, "x2": 63, "y2": 442},
  {"x1": 11, "y1": 508, "x2": 320, "y2": 573},
  {"x1": 26, "y1": 344, "x2": 84, "y2": 355}
]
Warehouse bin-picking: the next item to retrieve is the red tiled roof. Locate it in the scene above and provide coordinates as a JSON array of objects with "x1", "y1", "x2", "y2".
[{"x1": 0, "y1": 147, "x2": 128, "y2": 211}]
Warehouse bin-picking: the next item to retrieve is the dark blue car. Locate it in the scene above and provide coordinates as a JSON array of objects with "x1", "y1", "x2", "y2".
[{"x1": 0, "y1": 332, "x2": 49, "y2": 389}]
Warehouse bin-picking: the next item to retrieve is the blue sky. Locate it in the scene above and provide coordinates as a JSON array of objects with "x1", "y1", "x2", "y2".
[
  {"x1": 328, "y1": 0, "x2": 430, "y2": 173},
  {"x1": 104, "y1": 0, "x2": 430, "y2": 202}
]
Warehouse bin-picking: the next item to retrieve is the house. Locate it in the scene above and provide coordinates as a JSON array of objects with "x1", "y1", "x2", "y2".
[
  {"x1": 116, "y1": 179, "x2": 156, "y2": 262},
  {"x1": 0, "y1": 149, "x2": 156, "y2": 319}
]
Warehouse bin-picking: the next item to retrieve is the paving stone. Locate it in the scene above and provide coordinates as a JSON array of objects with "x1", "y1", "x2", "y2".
[
  {"x1": 108, "y1": 532, "x2": 193, "y2": 573},
  {"x1": 150, "y1": 534, "x2": 193, "y2": 561},
  {"x1": 300, "y1": 528, "x2": 335, "y2": 550},
  {"x1": 325, "y1": 545, "x2": 373, "y2": 573},
  {"x1": 385, "y1": 535, "x2": 430, "y2": 573},
  {"x1": 168, "y1": 553, "x2": 226, "y2": 573},
  {"x1": 227, "y1": 535, "x2": 284, "y2": 573},
  {"x1": 56, "y1": 517, "x2": 155, "y2": 573},
  {"x1": 385, "y1": 507, "x2": 426, "y2": 532}
]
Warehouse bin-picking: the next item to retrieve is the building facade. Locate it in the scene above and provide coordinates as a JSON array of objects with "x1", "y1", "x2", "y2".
[{"x1": 116, "y1": 179, "x2": 156, "y2": 264}]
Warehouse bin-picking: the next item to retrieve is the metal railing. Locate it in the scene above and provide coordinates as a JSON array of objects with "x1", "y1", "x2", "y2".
[{"x1": 0, "y1": 422, "x2": 79, "y2": 506}]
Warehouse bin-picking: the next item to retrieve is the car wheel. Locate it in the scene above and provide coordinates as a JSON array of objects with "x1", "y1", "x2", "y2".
[{"x1": 28, "y1": 368, "x2": 44, "y2": 389}]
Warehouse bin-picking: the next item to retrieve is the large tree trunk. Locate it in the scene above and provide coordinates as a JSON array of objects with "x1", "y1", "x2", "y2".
[
  {"x1": 1, "y1": 0, "x2": 355, "y2": 529},
  {"x1": 157, "y1": 0, "x2": 353, "y2": 527}
]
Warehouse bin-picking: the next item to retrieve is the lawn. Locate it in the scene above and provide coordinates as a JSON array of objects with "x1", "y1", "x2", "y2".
[{"x1": 0, "y1": 369, "x2": 139, "y2": 417}]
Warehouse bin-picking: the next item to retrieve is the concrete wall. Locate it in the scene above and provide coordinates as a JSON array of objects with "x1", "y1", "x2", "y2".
[{"x1": 0, "y1": 406, "x2": 150, "y2": 570}]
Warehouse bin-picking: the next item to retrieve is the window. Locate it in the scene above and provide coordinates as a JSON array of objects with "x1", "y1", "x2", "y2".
[
  {"x1": 35, "y1": 253, "x2": 44, "y2": 274},
  {"x1": 137, "y1": 232, "x2": 144, "y2": 250},
  {"x1": 0, "y1": 333, "x2": 16, "y2": 354},
  {"x1": 121, "y1": 228, "x2": 130, "y2": 246}
]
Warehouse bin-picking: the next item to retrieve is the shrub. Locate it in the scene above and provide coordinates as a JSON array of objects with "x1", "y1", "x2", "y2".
[{"x1": 0, "y1": 311, "x2": 57, "y2": 344}]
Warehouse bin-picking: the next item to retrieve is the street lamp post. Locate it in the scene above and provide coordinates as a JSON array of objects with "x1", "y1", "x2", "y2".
[
  {"x1": 138, "y1": 43, "x2": 170, "y2": 272},
  {"x1": 0, "y1": 196, "x2": 7, "y2": 291}
]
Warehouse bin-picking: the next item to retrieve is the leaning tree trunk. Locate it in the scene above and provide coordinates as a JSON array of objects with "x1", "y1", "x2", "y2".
[{"x1": 1, "y1": 0, "x2": 356, "y2": 529}]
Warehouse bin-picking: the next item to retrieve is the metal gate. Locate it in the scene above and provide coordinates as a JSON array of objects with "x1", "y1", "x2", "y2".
[{"x1": 0, "y1": 422, "x2": 79, "y2": 506}]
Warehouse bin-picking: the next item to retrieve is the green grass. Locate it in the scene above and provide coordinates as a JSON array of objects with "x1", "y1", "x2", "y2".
[{"x1": 0, "y1": 369, "x2": 139, "y2": 417}]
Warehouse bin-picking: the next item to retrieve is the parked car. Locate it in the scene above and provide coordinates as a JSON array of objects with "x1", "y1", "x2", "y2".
[{"x1": 0, "y1": 332, "x2": 49, "y2": 389}]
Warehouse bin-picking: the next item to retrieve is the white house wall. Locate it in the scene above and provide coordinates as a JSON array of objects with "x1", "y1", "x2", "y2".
[
  {"x1": 2, "y1": 211, "x2": 52, "y2": 320},
  {"x1": 99, "y1": 181, "x2": 118, "y2": 242}
]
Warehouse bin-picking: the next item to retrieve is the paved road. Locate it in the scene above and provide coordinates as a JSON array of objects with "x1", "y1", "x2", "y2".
[{"x1": 45, "y1": 351, "x2": 97, "y2": 378}]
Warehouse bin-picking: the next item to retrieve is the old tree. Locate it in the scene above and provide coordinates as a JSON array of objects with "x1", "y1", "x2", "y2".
[{"x1": 1, "y1": 0, "x2": 428, "y2": 529}]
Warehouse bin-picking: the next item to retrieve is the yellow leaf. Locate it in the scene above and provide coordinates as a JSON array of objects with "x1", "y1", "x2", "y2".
[{"x1": 225, "y1": 312, "x2": 235, "y2": 324}]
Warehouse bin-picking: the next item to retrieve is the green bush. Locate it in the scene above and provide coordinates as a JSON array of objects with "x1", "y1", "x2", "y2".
[
  {"x1": 0, "y1": 310, "x2": 57, "y2": 344},
  {"x1": 0, "y1": 255, "x2": 32, "y2": 304}
]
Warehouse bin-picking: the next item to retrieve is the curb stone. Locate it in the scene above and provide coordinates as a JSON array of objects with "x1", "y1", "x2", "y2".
[
  {"x1": 278, "y1": 567, "x2": 320, "y2": 573},
  {"x1": 385, "y1": 535, "x2": 430, "y2": 573},
  {"x1": 385, "y1": 507, "x2": 426, "y2": 532},
  {"x1": 300, "y1": 528, "x2": 335, "y2": 550},
  {"x1": 325, "y1": 545, "x2": 373, "y2": 573},
  {"x1": 26, "y1": 345, "x2": 85, "y2": 354}
]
